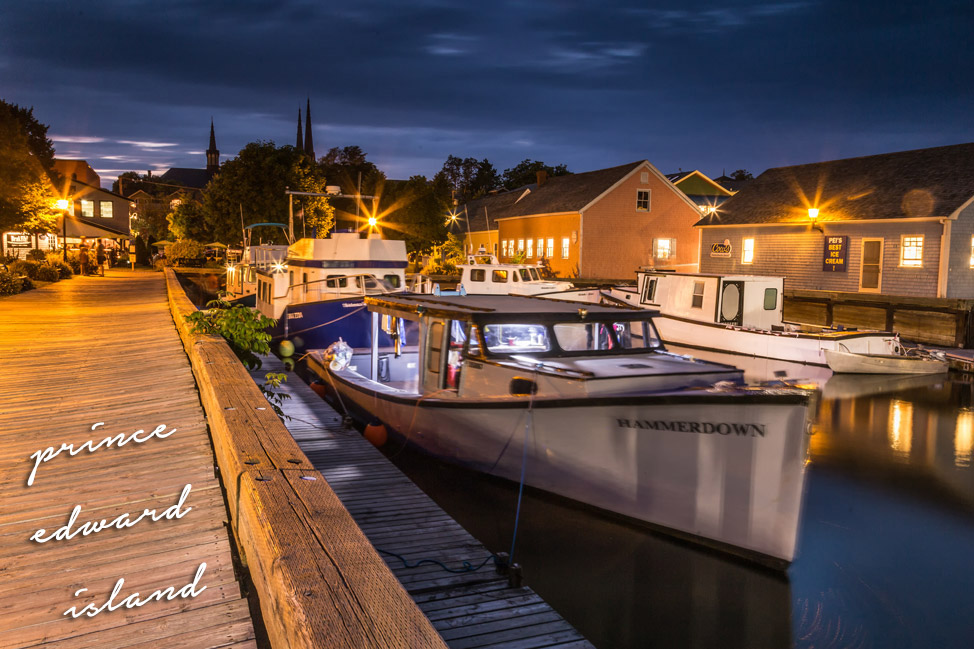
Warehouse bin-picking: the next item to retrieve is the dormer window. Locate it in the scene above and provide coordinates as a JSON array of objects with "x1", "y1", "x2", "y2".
[{"x1": 636, "y1": 189, "x2": 651, "y2": 211}]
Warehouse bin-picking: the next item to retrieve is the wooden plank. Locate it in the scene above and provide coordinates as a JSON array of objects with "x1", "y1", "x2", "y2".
[{"x1": 894, "y1": 309, "x2": 960, "y2": 346}]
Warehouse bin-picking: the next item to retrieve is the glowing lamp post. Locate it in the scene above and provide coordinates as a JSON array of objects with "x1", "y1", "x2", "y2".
[{"x1": 56, "y1": 199, "x2": 70, "y2": 261}]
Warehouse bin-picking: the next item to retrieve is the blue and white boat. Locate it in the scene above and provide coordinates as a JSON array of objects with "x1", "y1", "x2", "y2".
[{"x1": 256, "y1": 231, "x2": 410, "y2": 353}]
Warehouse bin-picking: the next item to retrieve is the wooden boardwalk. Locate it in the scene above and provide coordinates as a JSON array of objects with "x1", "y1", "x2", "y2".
[
  {"x1": 0, "y1": 270, "x2": 256, "y2": 649},
  {"x1": 249, "y1": 354, "x2": 595, "y2": 649}
]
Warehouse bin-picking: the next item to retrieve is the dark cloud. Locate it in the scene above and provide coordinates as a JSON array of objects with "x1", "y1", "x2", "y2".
[{"x1": 1, "y1": 0, "x2": 972, "y2": 184}]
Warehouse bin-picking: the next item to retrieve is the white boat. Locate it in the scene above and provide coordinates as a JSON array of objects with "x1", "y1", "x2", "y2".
[
  {"x1": 307, "y1": 294, "x2": 814, "y2": 566},
  {"x1": 224, "y1": 223, "x2": 290, "y2": 303},
  {"x1": 605, "y1": 270, "x2": 897, "y2": 366},
  {"x1": 824, "y1": 349, "x2": 949, "y2": 374},
  {"x1": 427, "y1": 250, "x2": 602, "y2": 303}
]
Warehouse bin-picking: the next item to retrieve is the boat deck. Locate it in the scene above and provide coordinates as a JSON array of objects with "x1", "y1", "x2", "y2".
[
  {"x1": 0, "y1": 270, "x2": 256, "y2": 648},
  {"x1": 249, "y1": 354, "x2": 595, "y2": 649}
]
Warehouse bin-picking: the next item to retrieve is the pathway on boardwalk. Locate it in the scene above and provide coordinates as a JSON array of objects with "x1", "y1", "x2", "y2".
[
  {"x1": 0, "y1": 270, "x2": 256, "y2": 649},
  {"x1": 250, "y1": 354, "x2": 594, "y2": 649}
]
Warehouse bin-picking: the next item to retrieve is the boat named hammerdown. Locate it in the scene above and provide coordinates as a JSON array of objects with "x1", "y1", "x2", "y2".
[{"x1": 307, "y1": 294, "x2": 815, "y2": 566}]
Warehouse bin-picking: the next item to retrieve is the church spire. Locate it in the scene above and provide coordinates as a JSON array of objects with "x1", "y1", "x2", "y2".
[
  {"x1": 304, "y1": 98, "x2": 314, "y2": 160},
  {"x1": 206, "y1": 118, "x2": 219, "y2": 175},
  {"x1": 296, "y1": 108, "x2": 303, "y2": 149}
]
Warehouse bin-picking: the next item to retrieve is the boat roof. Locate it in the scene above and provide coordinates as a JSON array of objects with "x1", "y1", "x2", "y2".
[{"x1": 366, "y1": 294, "x2": 653, "y2": 322}]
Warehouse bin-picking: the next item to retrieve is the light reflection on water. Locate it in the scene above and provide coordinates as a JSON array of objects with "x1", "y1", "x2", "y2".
[{"x1": 383, "y1": 348, "x2": 974, "y2": 649}]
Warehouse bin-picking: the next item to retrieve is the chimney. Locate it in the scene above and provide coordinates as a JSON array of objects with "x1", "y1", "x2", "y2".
[{"x1": 536, "y1": 169, "x2": 547, "y2": 186}]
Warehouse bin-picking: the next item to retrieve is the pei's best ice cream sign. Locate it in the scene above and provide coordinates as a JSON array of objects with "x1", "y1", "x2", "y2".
[{"x1": 823, "y1": 235, "x2": 849, "y2": 272}]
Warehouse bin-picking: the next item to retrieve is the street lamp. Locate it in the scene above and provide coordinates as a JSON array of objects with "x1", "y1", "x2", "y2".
[
  {"x1": 56, "y1": 199, "x2": 70, "y2": 261},
  {"x1": 808, "y1": 208, "x2": 823, "y2": 232}
]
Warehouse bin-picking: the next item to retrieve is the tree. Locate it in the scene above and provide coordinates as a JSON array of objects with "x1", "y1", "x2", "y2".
[
  {"x1": 433, "y1": 156, "x2": 501, "y2": 204},
  {"x1": 730, "y1": 169, "x2": 754, "y2": 181},
  {"x1": 0, "y1": 101, "x2": 58, "y2": 234},
  {"x1": 113, "y1": 171, "x2": 180, "y2": 240},
  {"x1": 167, "y1": 199, "x2": 210, "y2": 241},
  {"x1": 202, "y1": 141, "x2": 332, "y2": 244},
  {"x1": 319, "y1": 145, "x2": 386, "y2": 229},
  {"x1": 380, "y1": 176, "x2": 450, "y2": 255},
  {"x1": 502, "y1": 159, "x2": 571, "y2": 190}
]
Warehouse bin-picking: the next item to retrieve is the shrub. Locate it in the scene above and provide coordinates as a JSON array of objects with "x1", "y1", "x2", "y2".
[
  {"x1": 168, "y1": 239, "x2": 205, "y2": 265},
  {"x1": 26, "y1": 248, "x2": 47, "y2": 261},
  {"x1": 64, "y1": 250, "x2": 82, "y2": 274},
  {"x1": 35, "y1": 264, "x2": 61, "y2": 282},
  {"x1": 9, "y1": 259, "x2": 40, "y2": 279},
  {"x1": 45, "y1": 254, "x2": 73, "y2": 278},
  {"x1": 184, "y1": 297, "x2": 277, "y2": 370},
  {"x1": 0, "y1": 269, "x2": 23, "y2": 295}
]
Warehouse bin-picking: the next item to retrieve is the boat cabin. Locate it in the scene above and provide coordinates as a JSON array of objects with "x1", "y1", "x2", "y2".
[
  {"x1": 632, "y1": 270, "x2": 784, "y2": 330},
  {"x1": 450, "y1": 253, "x2": 575, "y2": 296},
  {"x1": 346, "y1": 294, "x2": 737, "y2": 399},
  {"x1": 255, "y1": 232, "x2": 408, "y2": 320}
]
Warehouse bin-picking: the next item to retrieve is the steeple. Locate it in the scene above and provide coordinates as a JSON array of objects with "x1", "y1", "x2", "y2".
[
  {"x1": 304, "y1": 98, "x2": 314, "y2": 160},
  {"x1": 296, "y1": 108, "x2": 303, "y2": 149},
  {"x1": 206, "y1": 119, "x2": 220, "y2": 175}
]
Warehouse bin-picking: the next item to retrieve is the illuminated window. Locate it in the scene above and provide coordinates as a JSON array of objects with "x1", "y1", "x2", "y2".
[
  {"x1": 526, "y1": 239, "x2": 533, "y2": 258},
  {"x1": 546, "y1": 238, "x2": 554, "y2": 258},
  {"x1": 537, "y1": 238, "x2": 544, "y2": 258},
  {"x1": 742, "y1": 238, "x2": 755, "y2": 264},
  {"x1": 636, "y1": 189, "x2": 651, "y2": 211},
  {"x1": 968, "y1": 237, "x2": 974, "y2": 268},
  {"x1": 100, "y1": 201, "x2": 113, "y2": 218},
  {"x1": 501, "y1": 240, "x2": 508, "y2": 257},
  {"x1": 517, "y1": 239, "x2": 524, "y2": 253},
  {"x1": 653, "y1": 238, "x2": 675, "y2": 261},
  {"x1": 81, "y1": 200, "x2": 94, "y2": 217},
  {"x1": 900, "y1": 235, "x2": 923, "y2": 267},
  {"x1": 561, "y1": 237, "x2": 570, "y2": 259}
]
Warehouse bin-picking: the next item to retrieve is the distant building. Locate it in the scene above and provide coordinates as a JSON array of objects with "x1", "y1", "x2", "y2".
[
  {"x1": 158, "y1": 120, "x2": 220, "y2": 190},
  {"x1": 665, "y1": 170, "x2": 735, "y2": 215},
  {"x1": 459, "y1": 161, "x2": 704, "y2": 279},
  {"x1": 59, "y1": 175, "x2": 132, "y2": 243},
  {"x1": 696, "y1": 142, "x2": 974, "y2": 299}
]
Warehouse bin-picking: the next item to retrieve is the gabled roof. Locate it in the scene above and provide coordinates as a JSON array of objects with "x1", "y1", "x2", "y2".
[
  {"x1": 65, "y1": 177, "x2": 130, "y2": 201},
  {"x1": 460, "y1": 162, "x2": 650, "y2": 230},
  {"x1": 159, "y1": 167, "x2": 211, "y2": 189},
  {"x1": 698, "y1": 143, "x2": 974, "y2": 226},
  {"x1": 665, "y1": 169, "x2": 734, "y2": 198}
]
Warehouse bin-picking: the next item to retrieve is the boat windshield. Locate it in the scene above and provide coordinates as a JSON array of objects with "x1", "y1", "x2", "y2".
[
  {"x1": 611, "y1": 320, "x2": 663, "y2": 350},
  {"x1": 483, "y1": 324, "x2": 551, "y2": 353}
]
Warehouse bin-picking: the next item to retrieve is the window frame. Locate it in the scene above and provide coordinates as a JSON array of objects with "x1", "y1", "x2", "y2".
[
  {"x1": 691, "y1": 281, "x2": 705, "y2": 309},
  {"x1": 636, "y1": 189, "x2": 651, "y2": 212},
  {"x1": 80, "y1": 200, "x2": 94, "y2": 218},
  {"x1": 561, "y1": 237, "x2": 569, "y2": 259},
  {"x1": 99, "y1": 200, "x2": 113, "y2": 219},
  {"x1": 900, "y1": 234, "x2": 923, "y2": 268},
  {"x1": 742, "y1": 238, "x2": 755, "y2": 264}
]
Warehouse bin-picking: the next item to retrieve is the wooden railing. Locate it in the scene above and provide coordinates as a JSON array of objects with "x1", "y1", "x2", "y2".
[{"x1": 164, "y1": 268, "x2": 447, "y2": 649}]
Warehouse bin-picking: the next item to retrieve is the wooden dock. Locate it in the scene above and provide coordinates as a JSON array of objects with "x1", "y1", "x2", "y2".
[
  {"x1": 248, "y1": 354, "x2": 595, "y2": 649},
  {"x1": 0, "y1": 270, "x2": 256, "y2": 648}
]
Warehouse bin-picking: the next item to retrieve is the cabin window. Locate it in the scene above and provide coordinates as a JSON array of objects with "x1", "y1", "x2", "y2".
[
  {"x1": 554, "y1": 323, "x2": 613, "y2": 351},
  {"x1": 427, "y1": 322, "x2": 444, "y2": 374},
  {"x1": 742, "y1": 238, "x2": 755, "y2": 264},
  {"x1": 530, "y1": 268, "x2": 540, "y2": 280},
  {"x1": 764, "y1": 288, "x2": 777, "y2": 310},
  {"x1": 546, "y1": 238, "x2": 554, "y2": 258},
  {"x1": 511, "y1": 272, "x2": 519, "y2": 282},
  {"x1": 100, "y1": 201, "x2": 113, "y2": 218},
  {"x1": 483, "y1": 324, "x2": 550, "y2": 353},
  {"x1": 641, "y1": 278, "x2": 657, "y2": 303},
  {"x1": 900, "y1": 235, "x2": 923, "y2": 267},
  {"x1": 636, "y1": 189, "x2": 651, "y2": 211},
  {"x1": 383, "y1": 274, "x2": 401, "y2": 288},
  {"x1": 492, "y1": 270, "x2": 508, "y2": 283},
  {"x1": 691, "y1": 281, "x2": 705, "y2": 309},
  {"x1": 526, "y1": 239, "x2": 533, "y2": 258},
  {"x1": 653, "y1": 238, "x2": 675, "y2": 261},
  {"x1": 561, "y1": 237, "x2": 570, "y2": 259},
  {"x1": 81, "y1": 200, "x2": 94, "y2": 217},
  {"x1": 519, "y1": 269, "x2": 533, "y2": 281},
  {"x1": 470, "y1": 269, "x2": 486, "y2": 282},
  {"x1": 326, "y1": 274, "x2": 348, "y2": 288},
  {"x1": 446, "y1": 320, "x2": 466, "y2": 389},
  {"x1": 612, "y1": 321, "x2": 662, "y2": 349},
  {"x1": 468, "y1": 325, "x2": 482, "y2": 357}
]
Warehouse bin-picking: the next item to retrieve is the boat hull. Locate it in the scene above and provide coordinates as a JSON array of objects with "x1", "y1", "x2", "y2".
[
  {"x1": 824, "y1": 349, "x2": 949, "y2": 374},
  {"x1": 321, "y1": 365, "x2": 811, "y2": 565},
  {"x1": 268, "y1": 298, "x2": 396, "y2": 354}
]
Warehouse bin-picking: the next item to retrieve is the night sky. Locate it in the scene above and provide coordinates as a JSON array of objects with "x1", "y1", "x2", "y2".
[{"x1": 2, "y1": 0, "x2": 972, "y2": 186}]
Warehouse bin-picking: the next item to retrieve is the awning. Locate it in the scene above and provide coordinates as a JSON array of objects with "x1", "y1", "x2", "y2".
[{"x1": 62, "y1": 217, "x2": 130, "y2": 239}]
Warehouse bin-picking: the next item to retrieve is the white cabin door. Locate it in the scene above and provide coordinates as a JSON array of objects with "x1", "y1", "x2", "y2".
[
  {"x1": 718, "y1": 281, "x2": 744, "y2": 325},
  {"x1": 860, "y1": 238, "x2": 883, "y2": 293}
]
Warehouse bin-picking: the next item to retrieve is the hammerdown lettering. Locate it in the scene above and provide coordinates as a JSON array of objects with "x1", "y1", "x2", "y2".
[{"x1": 617, "y1": 419, "x2": 766, "y2": 437}]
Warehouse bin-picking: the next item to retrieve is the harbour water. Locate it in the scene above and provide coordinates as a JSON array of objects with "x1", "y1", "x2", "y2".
[{"x1": 382, "y1": 350, "x2": 974, "y2": 649}]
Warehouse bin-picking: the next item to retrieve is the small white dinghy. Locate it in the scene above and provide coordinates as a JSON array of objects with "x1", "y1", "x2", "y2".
[{"x1": 824, "y1": 348, "x2": 948, "y2": 374}]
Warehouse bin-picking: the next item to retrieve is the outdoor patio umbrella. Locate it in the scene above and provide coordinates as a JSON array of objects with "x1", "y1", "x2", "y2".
[{"x1": 151, "y1": 240, "x2": 174, "y2": 246}]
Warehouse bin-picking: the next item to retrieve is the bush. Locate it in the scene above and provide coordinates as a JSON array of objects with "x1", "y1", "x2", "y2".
[
  {"x1": 185, "y1": 297, "x2": 277, "y2": 370},
  {"x1": 168, "y1": 239, "x2": 205, "y2": 265},
  {"x1": 45, "y1": 254, "x2": 73, "y2": 278},
  {"x1": 0, "y1": 269, "x2": 23, "y2": 295},
  {"x1": 64, "y1": 250, "x2": 82, "y2": 274},
  {"x1": 9, "y1": 259, "x2": 40, "y2": 279},
  {"x1": 26, "y1": 248, "x2": 47, "y2": 261},
  {"x1": 35, "y1": 264, "x2": 61, "y2": 282}
]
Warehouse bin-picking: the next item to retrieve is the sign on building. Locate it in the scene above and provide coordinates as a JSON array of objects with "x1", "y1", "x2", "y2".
[
  {"x1": 823, "y1": 235, "x2": 848, "y2": 271},
  {"x1": 4, "y1": 233, "x2": 31, "y2": 249},
  {"x1": 710, "y1": 240, "x2": 732, "y2": 258}
]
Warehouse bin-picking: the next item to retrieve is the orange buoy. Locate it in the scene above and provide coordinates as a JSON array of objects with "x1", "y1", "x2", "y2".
[
  {"x1": 309, "y1": 380, "x2": 326, "y2": 398},
  {"x1": 363, "y1": 420, "x2": 388, "y2": 447}
]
